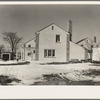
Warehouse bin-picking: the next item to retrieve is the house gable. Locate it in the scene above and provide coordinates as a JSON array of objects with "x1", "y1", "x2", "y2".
[
  {"x1": 22, "y1": 38, "x2": 36, "y2": 48},
  {"x1": 35, "y1": 23, "x2": 69, "y2": 62},
  {"x1": 76, "y1": 37, "x2": 97, "y2": 50},
  {"x1": 36, "y1": 23, "x2": 69, "y2": 35}
]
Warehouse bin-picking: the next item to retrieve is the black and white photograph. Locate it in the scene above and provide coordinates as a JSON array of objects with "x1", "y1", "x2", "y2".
[{"x1": 0, "y1": 2, "x2": 100, "y2": 86}]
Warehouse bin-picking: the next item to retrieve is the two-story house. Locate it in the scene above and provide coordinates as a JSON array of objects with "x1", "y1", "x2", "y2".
[
  {"x1": 35, "y1": 23, "x2": 70, "y2": 62},
  {"x1": 21, "y1": 23, "x2": 70, "y2": 62},
  {"x1": 20, "y1": 22, "x2": 88, "y2": 62}
]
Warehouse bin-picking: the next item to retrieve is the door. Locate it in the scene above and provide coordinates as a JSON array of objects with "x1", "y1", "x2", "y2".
[{"x1": 3, "y1": 54, "x2": 9, "y2": 61}]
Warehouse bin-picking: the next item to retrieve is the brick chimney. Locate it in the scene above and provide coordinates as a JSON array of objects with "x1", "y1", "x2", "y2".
[
  {"x1": 94, "y1": 36, "x2": 96, "y2": 43},
  {"x1": 67, "y1": 20, "x2": 72, "y2": 41}
]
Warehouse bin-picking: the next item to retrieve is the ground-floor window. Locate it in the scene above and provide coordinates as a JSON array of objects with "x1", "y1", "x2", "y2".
[
  {"x1": 28, "y1": 53, "x2": 31, "y2": 56},
  {"x1": 44, "y1": 49, "x2": 55, "y2": 57},
  {"x1": 33, "y1": 50, "x2": 35, "y2": 53}
]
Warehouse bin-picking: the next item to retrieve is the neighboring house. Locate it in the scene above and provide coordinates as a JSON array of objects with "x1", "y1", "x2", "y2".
[
  {"x1": 92, "y1": 47, "x2": 100, "y2": 61},
  {"x1": 92, "y1": 42, "x2": 100, "y2": 62},
  {"x1": 1, "y1": 52, "x2": 11, "y2": 61},
  {"x1": 70, "y1": 41, "x2": 88, "y2": 61},
  {"x1": 76, "y1": 37, "x2": 97, "y2": 61},
  {"x1": 21, "y1": 38, "x2": 36, "y2": 61}
]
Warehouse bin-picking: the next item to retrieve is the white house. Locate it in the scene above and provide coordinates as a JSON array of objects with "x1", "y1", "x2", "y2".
[
  {"x1": 92, "y1": 42, "x2": 100, "y2": 61},
  {"x1": 21, "y1": 38, "x2": 36, "y2": 61},
  {"x1": 35, "y1": 23, "x2": 70, "y2": 62},
  {"x1": 76, "y1": 37, "x2": 97, "y2": 61},
  {"x1": 20, "y1": 22, "x2": 90, "y2": 62},
  {"x1": 92, "y1": 47, "x2": 100, "y2": 61},
  {"x1": 21, "y1": 23, "x2": 70, "y2": 62}
]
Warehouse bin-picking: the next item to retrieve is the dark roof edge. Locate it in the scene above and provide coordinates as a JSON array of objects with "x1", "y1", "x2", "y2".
[
  {"x1": 76, "y1": 37, "x2": 87, "y2": 44},
  {"x1": 70, "y1": 41, "x2": 86, "y2": 50}
]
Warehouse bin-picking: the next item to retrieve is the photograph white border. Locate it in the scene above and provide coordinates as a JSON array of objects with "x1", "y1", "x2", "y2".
[{"x1": 0, "y1": 1, "x2": 100, "y2": 99}]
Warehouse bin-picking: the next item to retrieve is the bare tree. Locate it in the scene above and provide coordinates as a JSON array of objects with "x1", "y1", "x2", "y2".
[
  {"x1": 3, "y1": 32, "x2": 22, "y2": 60},
  {"x1": 0, "y1": 45, "x2": 5, "y2": 53},
  {"x1": 0, "y1": 45, "x2": 5, "y2": 59}
]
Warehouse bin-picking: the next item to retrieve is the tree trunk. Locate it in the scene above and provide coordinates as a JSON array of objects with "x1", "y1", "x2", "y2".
[{"x1": 11, "y1": 52, "x2": 15, "y2": 60}]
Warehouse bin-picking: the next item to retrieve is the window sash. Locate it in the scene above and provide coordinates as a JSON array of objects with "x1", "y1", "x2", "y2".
[
  {"x1": 44, "y1": 49, "x2": 55, "y2": 57},
  {"x1": 48, "y1": 50, "x2": 52, "y2": 57},
  {"x1": 28, "y1": 45, "x2": 31, "y2": 47},
  {"x1": 28, "y1": 53, "x2": 31, "y2": 56},
  {"x1": 44, "y1": 50, "x2": 47, "y2": 57},
  {"x1": 52, "y1": 50, "x2": 55, "y2": 57},
  {"x1": 56, "y1": 35, "x2": 60, "y2": 42},
  {"x1": 33, "y1": 50, "x2": 35, "y2": 53},
  {"x1": 52, "y1": 26, "x2": 54, "y2": 30}
]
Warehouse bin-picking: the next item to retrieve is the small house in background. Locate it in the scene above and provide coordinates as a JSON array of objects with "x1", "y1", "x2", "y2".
[
  {"x1": 76, "y1": 37, "x2": 97, "y2": 61},
  {"x1": 1, "y1": 52, "x2": 11, "y2": 61},
  {"x1": 20, "y1": 38, "x2": 36, "y2": 61},
  {"x1": 92, "y1": 42, "x2": 100, "y2": 62},
  {"x1": 92, "y1": 47, "x2": 100, "y2": 61}
]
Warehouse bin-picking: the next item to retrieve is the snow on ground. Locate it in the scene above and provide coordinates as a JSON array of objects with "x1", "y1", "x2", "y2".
[
  {"x1": 0, "y1": 60, "x2": 26, "y2": 64},
  {"x1": 0, "y1": 61, "x2": 100, "y2": 85}
]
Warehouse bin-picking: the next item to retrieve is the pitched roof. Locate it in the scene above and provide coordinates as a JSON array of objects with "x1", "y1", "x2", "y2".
[
  {"x1": 24, "y1": 37, "x2": 36, "y2": 44},
  {"x1": 20, "y1": 37, "x2": 36, "y2": 47},
  {"x1": 76, "y1": 38, "x2": 87, "y2": 44},
  {"x1": 35, "y1": 23, "x2": 68, "y2": 34},
  {"x1": 70, "y1": 41, "x2": 85, "y2": 50}
]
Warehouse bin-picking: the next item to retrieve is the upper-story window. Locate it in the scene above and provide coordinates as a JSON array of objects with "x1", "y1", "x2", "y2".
[
  {"x1": 28, "y1": 45, "x2": 31, "y2": 47},
  {"x1": 81, "y1": 44, "x2": 83, "y2": 47},
  {"x1": 52, "y1": 26, "x2": 54, "y2": 30},
  {"x1": 33, "y1": 50, "x2": 35, "y2": 53},
  {"x1": 56, "y1": 35, "x2": 60, "y2": 43}
]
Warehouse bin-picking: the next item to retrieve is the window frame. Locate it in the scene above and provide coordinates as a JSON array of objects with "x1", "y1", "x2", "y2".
[
  {"x1": 56, "y1": 34, "x2": 61, "y2": 43},
  {"x1": 44, "y1": 49, "x2": 55, "y2": 58},
  {"x1": 52, "y1": 26, "x2": 54, "y2": 30},
  {"x1": 27, "y1": 52, "x2": 31, "y2": 56},
  {"x1": 33, "y1": 50, "x2": 35, "y2": 53},
  {"x1": 28, "y1": 45, "x2": 31, "y2": 48}
]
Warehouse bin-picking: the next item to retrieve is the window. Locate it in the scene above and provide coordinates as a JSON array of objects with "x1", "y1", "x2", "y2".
[
  {"x1": 28, "y1": 53, "x2": 31, "y2": 56},
  {"x1": 52, "y1": 50, "x2": 55, "y2": 57},
  {"x1": 52, "y1": 26, "x2": 54, "y2": 30},
  {"x1": 44, "y1": 49, "x2": 55, "y2": 57},
  {"x1": 81, "y1": 45, "x2": 83, "y2": 47},
  {"x1": 44, "y1": 50, "x2": 47, "y2": 57},
  {"x1": 48, "y1": 50, "x2": 52, "y2": 57},
  {"x1": 56, "y1": 35, "x2": 60, "y2": 42},
  {"x1": 33, "y1": 50, "x2": 35, "y2": 53},
  {"x1": 28, "y1": 45, "x2": 31, "y2": 47},
  {"x1": 91, "y1": 45, "x2": 93, "y2": 48}
]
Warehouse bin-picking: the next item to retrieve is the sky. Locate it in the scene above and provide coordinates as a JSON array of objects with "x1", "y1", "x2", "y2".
[{"x1": 0, "y1": 5, "x2": 100, "y2": 48}]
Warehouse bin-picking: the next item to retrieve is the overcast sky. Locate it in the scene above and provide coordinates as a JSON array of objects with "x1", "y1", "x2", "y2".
[{"x1": 0, "y1": 5, "x2": 100, "y2": 47}]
